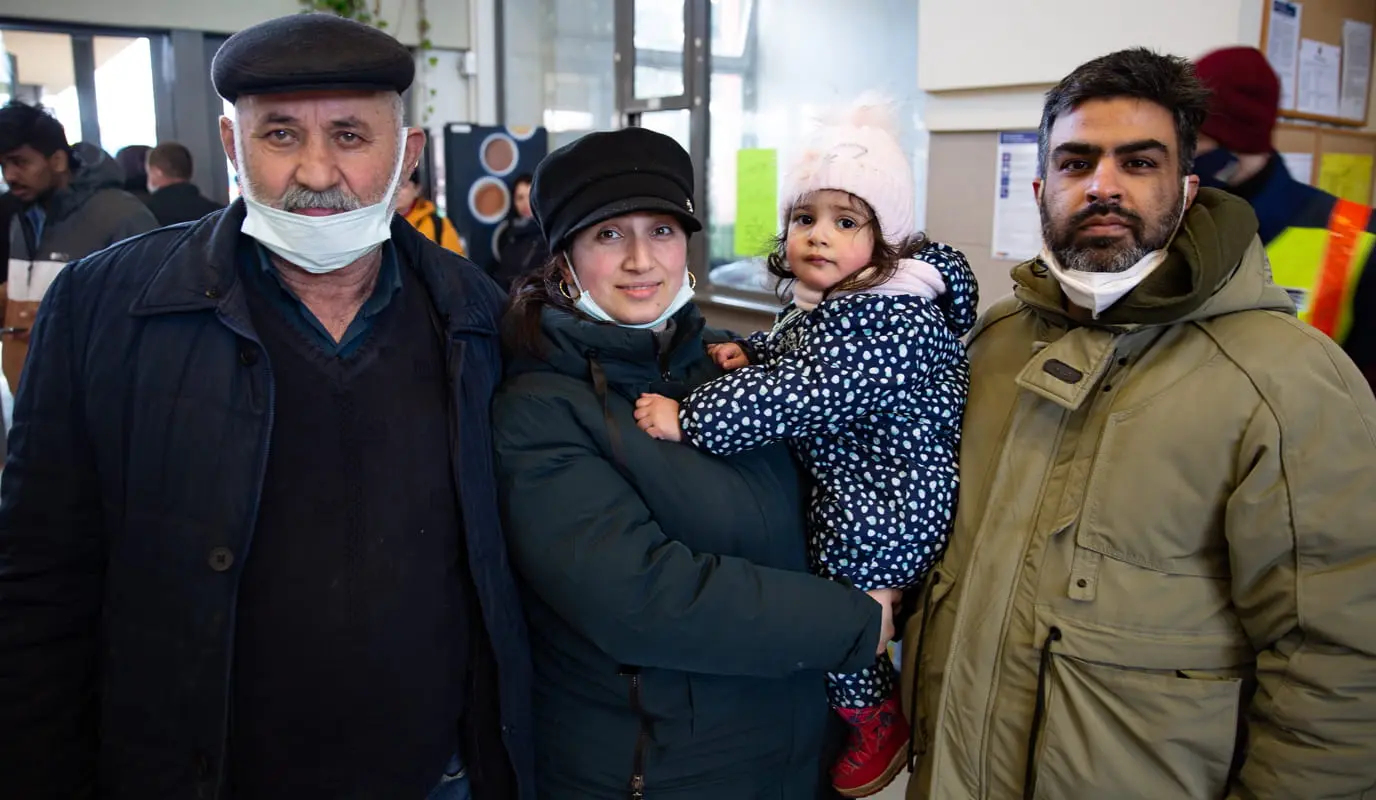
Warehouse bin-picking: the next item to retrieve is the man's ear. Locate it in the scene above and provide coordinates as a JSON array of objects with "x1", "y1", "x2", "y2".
[
  {"x1": 1032, "y1": 178, "x2": 1043, "y2": 203},
  {"x1": 1184, "y1": 174, "x2": 1200, "y2": 209},
  {"x1": 49, "y1": 149, "x2": 70, "y2": 175}
]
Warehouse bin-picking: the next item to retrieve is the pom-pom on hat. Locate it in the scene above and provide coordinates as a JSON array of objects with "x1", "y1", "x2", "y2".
[{"x1": 778, "y1": 93, "x2": 916, "y2": 246}]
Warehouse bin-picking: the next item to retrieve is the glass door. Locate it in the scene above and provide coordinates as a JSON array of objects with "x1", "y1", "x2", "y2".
[{"x1": 613, "y1": 0, "x2": 710, "y2": 277}]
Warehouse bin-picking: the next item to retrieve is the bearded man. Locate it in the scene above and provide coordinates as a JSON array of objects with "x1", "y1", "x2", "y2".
[{"x1": 900, "y1": 48, "x2": 1376, "y2": 800}]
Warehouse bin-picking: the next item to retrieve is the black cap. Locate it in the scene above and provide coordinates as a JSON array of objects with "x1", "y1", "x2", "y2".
[
  {"x1": 531, "y1": 127, "x2": 701, "y2": 252},
  {"x1": 212, "y1": 14, "x2": 415, "y2": 103}
]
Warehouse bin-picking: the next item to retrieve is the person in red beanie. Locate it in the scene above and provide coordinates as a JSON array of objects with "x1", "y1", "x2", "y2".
[{"x1": 1195, "y1": 45, "x2": 1376, "y2": 388}]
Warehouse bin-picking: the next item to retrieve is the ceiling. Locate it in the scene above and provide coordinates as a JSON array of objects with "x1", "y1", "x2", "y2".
[{"x1": 2, "y1": 29, "x2": 144, "y2": 94}]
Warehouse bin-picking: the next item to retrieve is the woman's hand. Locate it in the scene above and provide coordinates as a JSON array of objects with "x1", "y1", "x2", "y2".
[
  {"x1": 866, "y1": 588, "x2": 902, "y2": 656},
  {"x1": 634, "y1": 394, "x2": 684, "y2": 442},
  {"x1": 707, "y1": 342, "x2": 750, "y2": 371}
]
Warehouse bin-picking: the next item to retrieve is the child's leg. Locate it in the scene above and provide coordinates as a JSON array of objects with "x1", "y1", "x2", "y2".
[
  {"x1": 826, "y1": 656, "x2": 896, "y2": 710},
  {"x1": 828, "y1": 656, "x2": 909, "y2": 797}
]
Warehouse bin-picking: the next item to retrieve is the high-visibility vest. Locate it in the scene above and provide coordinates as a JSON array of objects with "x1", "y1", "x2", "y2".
[{"x1": 1267, "y1": 198, "x2": 1375, "y2": 343}]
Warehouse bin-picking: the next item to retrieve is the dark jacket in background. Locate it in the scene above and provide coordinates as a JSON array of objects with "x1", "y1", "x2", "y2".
[
  {"x1": 493, "y1": 304, "x2": 882, "y2": 799},
  {"x1": 5, "y1": 142, "x2": 158, "y2": 281},
  {"x1": 144, "y1": 182, "x2": 225, "y2": 227},
  {"x1": 0, "y1": 206, "x2": 534, "y2": 800},
  {"x1": 492, "y1": 216, "x2": 548, "y2": 291}
]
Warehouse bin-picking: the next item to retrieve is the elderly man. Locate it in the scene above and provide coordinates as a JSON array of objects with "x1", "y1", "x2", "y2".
[
  {"x1": 901, "y1": 48, "x2": 1376, "y2": 800},
  {"x1": 0, "y1": 14, "x2": 532, "y2": 800}
]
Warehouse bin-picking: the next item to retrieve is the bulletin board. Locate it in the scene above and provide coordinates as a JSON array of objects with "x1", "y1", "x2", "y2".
[
  {"x1": 1261, "y1": 0, "x2": 1376, "y2": 126},
  {"x1": 1274, "y1": 123, "x2": 1376, "y2": 204}
]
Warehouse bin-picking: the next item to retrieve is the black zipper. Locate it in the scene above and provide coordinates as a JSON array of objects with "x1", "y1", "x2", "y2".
[
  {"x1": 621, "y1": 666, "x2": 650, "y2": 799},
  {"x1": 1023, "y1": 626, "x2": 1062, "y2": 800}
]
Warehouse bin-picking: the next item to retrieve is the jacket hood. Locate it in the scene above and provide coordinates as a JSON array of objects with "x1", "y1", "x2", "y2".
[
  {"x1": 505, "y1": 303, "x2": 708, "y2": 390},
  {"x1": 1013, "y1": 188, "x2": 1293, "y2": 327},
  {"x1": 405, "y1": 196, "x2": 438, "y2": 222},
  {"x1": 924, "y1": 242, "x2": 979, "y2": 337},
  {"x1": 49, "y1": 143, "x2": 127, "y2": 222}
]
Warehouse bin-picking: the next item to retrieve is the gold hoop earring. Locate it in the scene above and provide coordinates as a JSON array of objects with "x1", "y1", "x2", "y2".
[
  {"x1": 688, "y1": 271, "x2": 698, "y2": 289},
  {"x1": 559, "y1": 280, "x2": 577, "y2": 300}
]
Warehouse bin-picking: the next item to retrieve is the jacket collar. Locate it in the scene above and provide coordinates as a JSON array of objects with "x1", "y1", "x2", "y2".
[{"x1": 129, "y1": 200, "x2": 498, "y2": 337}]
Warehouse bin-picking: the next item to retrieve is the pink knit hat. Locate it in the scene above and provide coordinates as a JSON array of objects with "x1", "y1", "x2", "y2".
[{"x1": 779, "y1": 93, "x2": 916, "y2": 246}]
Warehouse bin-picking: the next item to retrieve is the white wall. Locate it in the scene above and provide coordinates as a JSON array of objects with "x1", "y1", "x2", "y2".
[
  {"x1": 918, "y1": 0, "x2": 1264, "y2": 131},
  {"x1": 1, "y1": 0, "x2": 470, "y2": 48}
]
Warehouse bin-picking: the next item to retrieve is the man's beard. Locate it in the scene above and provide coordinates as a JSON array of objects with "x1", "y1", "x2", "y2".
[{"x1": 1041, "y1": 191, "x2": 1180, "y2": 274}]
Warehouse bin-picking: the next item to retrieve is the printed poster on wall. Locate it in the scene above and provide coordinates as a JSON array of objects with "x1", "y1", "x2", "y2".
[
  {"x1": 991, "y1": 132, "x2": 1042, "y2": 262},
  {"x1": 443, "y1": 124, "x2": 549, "y2": 274}
]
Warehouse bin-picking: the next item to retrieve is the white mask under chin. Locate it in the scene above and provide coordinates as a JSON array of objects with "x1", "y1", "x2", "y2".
[
  {"x1": 240, "y1": 130, "x2": 407, "y2": 275},
  {"x1": 1040, "y1": 177, "x2": 1191, "y2": 319},
  {"x1": 564, "y1": 253, "x2": 695, "y2": 330}
]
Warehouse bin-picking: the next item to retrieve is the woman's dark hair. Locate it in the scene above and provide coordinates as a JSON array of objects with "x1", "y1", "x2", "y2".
[
  {"x1": 512, "y1": 172, "x2": 533, "y2": 189},
  {"x1": 768, "y1": 192, "x2": 927, "y2": 303},
  {"x1": 1038, "y1": 48, "x2": 1209, "y2": 179},
  {"x1": 504, "y1": 252, "x2": 579, "y2": 356}
]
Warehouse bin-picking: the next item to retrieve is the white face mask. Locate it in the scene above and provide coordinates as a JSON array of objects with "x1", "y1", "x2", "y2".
[
  {"x1": 564, "y1": 252, "x2": 695, "y2": 330},
  {"x1": 1040, "y1": 177, "x2": 1191, "y2": 318},
  {"x1": 239, "y1": 129, "x2": 408, "y2": 275}
]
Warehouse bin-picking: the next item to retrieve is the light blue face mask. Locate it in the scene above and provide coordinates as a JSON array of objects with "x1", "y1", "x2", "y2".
[{"x1": 564, "y1": 252, "x2": 695, "y2": 330}]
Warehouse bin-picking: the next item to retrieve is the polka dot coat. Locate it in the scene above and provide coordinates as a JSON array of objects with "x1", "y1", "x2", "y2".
[{"x1": 679, "y1": 242, "x2": 976, "y2": 706}]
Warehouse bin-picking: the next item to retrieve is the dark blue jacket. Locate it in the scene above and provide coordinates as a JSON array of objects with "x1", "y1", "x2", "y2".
[{"x1": 0, "y1": 203, "x2": 534, "y2": 800}]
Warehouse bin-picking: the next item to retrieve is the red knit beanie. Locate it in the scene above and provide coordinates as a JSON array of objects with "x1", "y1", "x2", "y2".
[{"x1": 1194, "y1": 47, "x2": 1281, "y2": 154}]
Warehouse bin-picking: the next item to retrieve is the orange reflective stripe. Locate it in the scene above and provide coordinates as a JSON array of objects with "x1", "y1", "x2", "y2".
[{"x1": 1310, "y1": 199, "x2": 1373, "y2": 337}]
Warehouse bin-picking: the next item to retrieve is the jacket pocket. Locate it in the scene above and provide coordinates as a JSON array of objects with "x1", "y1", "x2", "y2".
[{"x1": 1029, "y1": 613, "x2": 1243, "y2": 800}]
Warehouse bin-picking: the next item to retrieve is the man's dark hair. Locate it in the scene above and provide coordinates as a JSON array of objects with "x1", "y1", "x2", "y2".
[
  {"x1": 147, "y1": 143, "x2": 195, "y2": 180},
  {"x1": 0, "y1": 101, "x2": 70, "y2": 158},
  {"x1": 1039, "y1": 48, "x2": 1209, "y2": 178}
]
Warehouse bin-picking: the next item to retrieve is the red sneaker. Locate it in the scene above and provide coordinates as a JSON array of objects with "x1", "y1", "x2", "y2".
[{"x1": 831, "y1": 693, "x2": 911, "y2": 798}]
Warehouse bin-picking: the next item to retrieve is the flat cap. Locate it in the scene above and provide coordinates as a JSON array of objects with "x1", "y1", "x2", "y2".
[
  {"x1": 531, "y1": 127, "x2": 701, "y2": 252},
  {"x1": 213, "y1": 13, "x2": 415, "y2": 102}
]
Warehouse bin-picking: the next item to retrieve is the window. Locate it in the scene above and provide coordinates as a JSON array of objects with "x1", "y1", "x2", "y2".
[{"x1": 705, "y1": 0, "x2": 924, "y2": 298}]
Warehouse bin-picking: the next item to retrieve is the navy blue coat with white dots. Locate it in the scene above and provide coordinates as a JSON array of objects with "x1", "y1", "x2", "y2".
[{"x1": 680, "y1": 243, "x2": 977, "y2": 595}]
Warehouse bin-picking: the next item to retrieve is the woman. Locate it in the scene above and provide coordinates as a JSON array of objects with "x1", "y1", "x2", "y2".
[
  {"x1": 491, "y1": 174, "x2": 547, "y2": 291},
  {"x1": 493, "y1": 127, "x2": 898, "y2": 800}
]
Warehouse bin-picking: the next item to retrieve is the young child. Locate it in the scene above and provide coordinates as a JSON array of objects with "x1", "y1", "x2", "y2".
[{"x1": 633, "y1": 96, "x2": 977, "y2": 798}]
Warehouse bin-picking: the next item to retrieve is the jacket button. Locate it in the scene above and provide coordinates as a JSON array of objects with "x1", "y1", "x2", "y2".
[
  {"x1": 208, "y1": 547, "x2": 235, "y2": 572},
  {"x1": 1076, "y1": 578, "x2": 1089, "y2": 588},
  {"x1": 205, "y1": 288, "x2": 220, "y2": 299},
  {"x1": 239, "y1": 348, "x2": 258, "y2": 366}
]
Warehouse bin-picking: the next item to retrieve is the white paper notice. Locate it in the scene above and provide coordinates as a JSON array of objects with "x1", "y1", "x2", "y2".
[
  {"x1": 1267, "y1": 1, "x2": 1303, "y2": 111},
  {"x1": 1297, "y1": 38, "x2": 1341, "y2": 118},
  {"x1": 1281, "y1": 152, "x2": 1315, "y2": 184},
  {"x1": 1340, "y1": 20, "x2": 1373, "y2": 122},
  {"x1": 991, "y1": 132, "x2": 1042, "y2": 263}
]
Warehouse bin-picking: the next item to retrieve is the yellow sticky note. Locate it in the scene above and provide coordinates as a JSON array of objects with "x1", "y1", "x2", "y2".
[
  {"x1": 734, "y1": 149, "x2": 778, "y2": 257},
  {"x1": 1317, "y1": 153, "x2": 1374, "y2": 205}
]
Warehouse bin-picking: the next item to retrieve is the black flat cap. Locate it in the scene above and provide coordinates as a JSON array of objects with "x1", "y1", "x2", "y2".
[
  {"x1": 531, "y1": 127, "x2": 701, "y2": 252},
  {"x1": 213, "y1": 13, "x2": 414, "y2": 102}
]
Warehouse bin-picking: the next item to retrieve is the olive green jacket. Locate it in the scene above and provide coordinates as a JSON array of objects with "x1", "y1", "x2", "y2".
[{"x1": 902, "y1": 189, "x2": 1376, "y2": 800}]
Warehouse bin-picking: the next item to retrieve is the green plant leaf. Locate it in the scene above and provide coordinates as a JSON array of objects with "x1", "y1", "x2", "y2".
[{"x1": 428, "y1": 56, "x2": 438, "y2": 67}]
